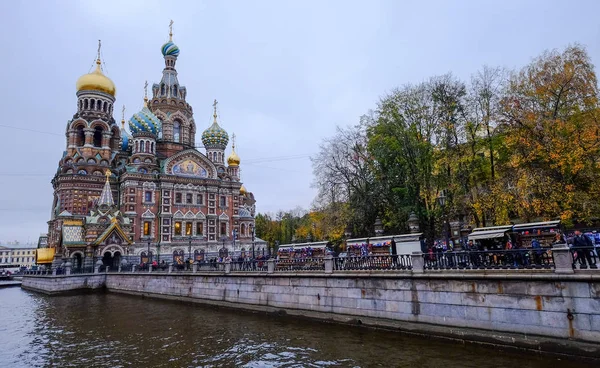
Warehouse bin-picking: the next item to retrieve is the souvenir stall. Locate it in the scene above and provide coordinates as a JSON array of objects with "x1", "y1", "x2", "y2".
[
  {"x1": 276, "y1": 241, "x2": 329, "y2": 270},
  {"x1": 467, "y1": 225, "x2": 513, "y2": 250},
  {"x1": 346, "y1": 234, "x2": 423, "y2": 256},
  {"x1": 512, "y1": 221, "x2": 561, "y2": 248}
]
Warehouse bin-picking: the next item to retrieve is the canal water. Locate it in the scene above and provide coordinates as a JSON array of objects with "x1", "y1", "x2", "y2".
[{"x1": 0, "y1": 287, "x2": 593, "y2": 368}]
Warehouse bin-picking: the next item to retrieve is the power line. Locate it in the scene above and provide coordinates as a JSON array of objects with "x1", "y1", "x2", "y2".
[{"x1": 0, "y1": 124, "x2": 63, "y2": 137}]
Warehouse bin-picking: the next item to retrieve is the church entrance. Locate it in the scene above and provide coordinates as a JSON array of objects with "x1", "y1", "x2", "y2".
[
  {"x1": 102, "y1": 251, "x2": 121, "y2": 271},
  {"x1": 73, "y1": 254, "x2": 83, "y2": 271}
]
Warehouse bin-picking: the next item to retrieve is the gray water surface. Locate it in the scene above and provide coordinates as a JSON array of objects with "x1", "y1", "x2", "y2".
[{"x1": 0, "y1": 287, "x2": 592, "y2": 367}]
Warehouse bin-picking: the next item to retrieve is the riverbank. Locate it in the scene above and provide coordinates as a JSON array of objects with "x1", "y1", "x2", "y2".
[{"x1": 22, "y1": 271, "x2": 600, "y2": 360}]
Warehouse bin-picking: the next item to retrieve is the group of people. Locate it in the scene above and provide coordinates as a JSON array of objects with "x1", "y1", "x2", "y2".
[{"x1": 425, "y1": 229, "x2": 598, "y2": 269}]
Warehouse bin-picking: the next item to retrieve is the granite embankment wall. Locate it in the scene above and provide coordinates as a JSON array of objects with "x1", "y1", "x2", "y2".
[
  {"x1": 22, "y1": 272, "x2": 600, "y2": 357},
  {"x1": 22, "y1": 274, "x2": 106, "y2": 294}
]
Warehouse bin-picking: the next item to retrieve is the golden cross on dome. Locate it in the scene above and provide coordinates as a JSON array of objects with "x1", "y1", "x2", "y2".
[
  {"x1": 169, "y1": 20, "x2": 174, "y2": 41},
  {"x1": 105, "y1": 169, "x2": 112, "y2": 180},
  {"x1": 121, "y1": 105, "x2": 125, "y2": 120},
  {"x1": 97, "y1": 40, "x2": 101, "y2": 60},
  {"x1": 213, "y1": 99, "x2": 218, "y2": 121},
  {"x1": 144, "y1": 81, "x2": 148, "y2": 98},
  {"x1": 232, "y1": 133, "x2": 236, "y2": 149}
]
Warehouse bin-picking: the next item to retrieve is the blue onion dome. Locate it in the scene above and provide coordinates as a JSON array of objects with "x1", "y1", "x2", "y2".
[
  {"x1": 128, "y1": 101, "x2": 162, "y2": 136},
  {"x1": 120, "y1": 120, "x2": 132, "y2": 151},
  {"x1": 161, "y1": 41, "x2": 180, "y2": 57}
]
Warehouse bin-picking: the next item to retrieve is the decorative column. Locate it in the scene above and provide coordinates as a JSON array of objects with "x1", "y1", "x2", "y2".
[
  {"x1": 84, "y1": 128, "x2": 94, "y2": 147},
  {"x1": 324, "y1": 254, "x2": 333, "y2": 274},
  {"x1": 552, "y1": 243, "x2": 574, "y2": 274},
  {"x1": 102, "y1": 132, "x2": 112, "y2": 150},
  {"x1": 411, "y1": 251, "x2": 424, "y2": 273}
]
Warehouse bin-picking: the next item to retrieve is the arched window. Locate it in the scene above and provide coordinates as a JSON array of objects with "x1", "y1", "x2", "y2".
[
  {"x1": 145, "y1": 140, "x2": 149, "y2": 153},
  {"x1": 160, "y1": 84, "x2": 165, "y2": 96},
  {"x1": 103, "y1": 101, "x2": 107, "y2": 112},
  {"x1": 90, "y1": 99, "x2": 95, "y2": 110},
  {"x1": 79, "y1": 100, "x2": 83, "y2": 111},
  {"x1": 173, "y1": 121, "x2": 181, "y2": 143},
  {"x1": 194, "y1": 249, "x2": 205, "y2": 262},
  {"x1": 209, "y1": 152, "x2": 212, "y2": 160},
  {"x1": 141, "y1": 251, "x2": 153, "y2": 264},
  {"x1": 76, "y1": 126, "x2": 85, "y2": 147},
  {"x1": 241, "y1": 224, "x2": 246, "y2": 237},
  {"x1": 173, "y1": 85, "x2": 178, "y2": 98},
  {"x1": 93, "y1": 127, "x2": 103, "y2": 147},
  {"x1": 135, "y1": 141, "x2": 139, "y2": 153},
  {"x1": 173, "y1": 250, "x2": 184, "y2": 265},
  {"x1": 84, "y1": 99, "x2": 89, "y2": 110},
  {"x1": 140, "y1": 140, "x2": 145, "y2": 152},
  {"x1": 151, "y1": 142, "x2": 154, "y2": 153}
]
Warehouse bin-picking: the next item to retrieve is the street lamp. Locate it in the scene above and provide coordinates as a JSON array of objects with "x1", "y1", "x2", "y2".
[
  {"x1": 437, "y1": 191, "x2": 449, "y2": 250},
  {"x1": 146, "y1": 238, "x2": 151, "y2": 264},
  {"x1": 251, "y1": 226, "x2": 256, "y2": 259},
  {"x1": 157, "y1": 241, "x2": 161, "y2": 264},
  {"x1": 188, "y1": 236, "x2": 192, "y2": 264}
]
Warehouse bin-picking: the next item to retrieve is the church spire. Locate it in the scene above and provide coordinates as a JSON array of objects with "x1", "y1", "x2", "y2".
[{"x1": 98, "y1": 169, "x2": 114, "y2": 206}]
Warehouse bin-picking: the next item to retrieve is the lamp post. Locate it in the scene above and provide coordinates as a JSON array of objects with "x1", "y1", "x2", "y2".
[
  {"x1": 147, "y1": 238, "x2": 151, "y2": 264},
  {"x1": 437, "y1": 191, "x2": 449, "y2": 250},
  {"x1": 374, "y1": 217, "x2": 384, "y2": 237},
  {"x1": 157, "y1": 241, "x2": 161, "y2": 264},
  {"x1": 188, "y1": 236, "x2": 192, "y2": 266},
  {"x1": 251, "y1": 227, "x2": 256, "y2": 260}
]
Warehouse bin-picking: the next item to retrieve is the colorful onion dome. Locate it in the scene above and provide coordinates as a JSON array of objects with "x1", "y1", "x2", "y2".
[
  {"x1": 202, "y1": 101, "x2": 229, "y2": 148},
  {"x1": 161, "y1": 41, "x2": 180, "y2": 57},
  {"x1": 76, "y1": 59, "x2": 116, "y2": 96},
  {"x1": 128, "y1": 100, "x2": 162, "y2": 136}
]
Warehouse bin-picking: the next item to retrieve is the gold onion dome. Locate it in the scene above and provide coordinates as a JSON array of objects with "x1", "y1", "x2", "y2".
[
  {"x1": 76, "y1": 59, "x2": 116, "y2": 96},
  {"x1": 227, "y1": 150, "x2": 240, "y2": 166},
  {"x1": 240, "y1": 185, "x2": 247, "y2": 195},
  {"x1": 227, "y1": 135, "x2": 240, "y2": 166}
]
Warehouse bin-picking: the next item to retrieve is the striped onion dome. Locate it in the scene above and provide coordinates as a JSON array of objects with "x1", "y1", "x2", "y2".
[
  {"x1": 161, "y1": 41, "x2": 180, "y2": 57},
  {"x1": 128, "y1": 102, "x2": 161, "y2": 136}
]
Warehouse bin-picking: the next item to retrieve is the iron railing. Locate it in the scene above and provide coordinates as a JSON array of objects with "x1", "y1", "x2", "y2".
[
  {"x1": 230, "y1": 260, "x2": 268, "y2": 272},
  {"x1": 570, "y1": 247, "x2": 599, "y2": 270},
  {"x1": 423, "y1": 249, "x2": 555, "y2": 270},
  {"x1": 333, "y1": 255, "x2": 412, "y2": 271},
  {"x1": 275, "y1": 258, "x2": 325, "y2": 271}
]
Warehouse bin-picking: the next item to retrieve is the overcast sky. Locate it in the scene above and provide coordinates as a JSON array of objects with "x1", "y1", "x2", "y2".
[{"x1": 0, "y1": 0, "x2": 599, "y2": 243}]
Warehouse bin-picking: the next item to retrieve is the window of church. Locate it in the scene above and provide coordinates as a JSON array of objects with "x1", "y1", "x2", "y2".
[
  {"x1": 196, "y1": 194, "x2": 203, "y2": 205},
  {"x1": 91, "y1": 99, "x2": 95, "y2": 110},
  {"x1": 76, "y1": 126, "x2": 85, "y2": 147},
  {"x1": 174, "y1": 121, "x2": 181, "y2": 143},
  {"x1": 186, "y1": 222, "x2": 192, "y2": 236},
  {"x1": 144, "y1": 191, "x2": 152, "y2": 202},
  {"x1": 140, "y1": 140, "x2": 145, "y2": 152},
  {"x1": 93, "y1": 127, "x2": 103, "y2": 148},
  {"x1": 186, "y1": 193, "x2": 193, "y2": 204},
  {"x1": 175, "y1": 193, "x2": 182, "y2": 204},
  {"x1": 220, "y1": 196, "x2": 226, "y2": 207},
  {"x1": 174, "y1": 222, "x2": 182, "y2": 236},
  {"x1": 241, "y1": 224, "x2": 246, "y2": 236},
  {"x1": 196, "y1": 222, "x2": 203, "y2": 235},
  {"x1": 143, "y1": 221, "x2": 151, "y2": 236},
  {"x1": 220, "y1": 223, "x2": 227, "y2": 236}
]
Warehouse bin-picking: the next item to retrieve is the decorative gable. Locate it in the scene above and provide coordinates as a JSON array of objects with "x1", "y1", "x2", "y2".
[{"x1": 163, "y1": 149, "x2": 217, "y2": 179}]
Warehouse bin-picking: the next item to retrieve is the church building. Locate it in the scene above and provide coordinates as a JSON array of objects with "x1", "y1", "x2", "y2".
[{"x1": 39, "y1": 25, "x2": 263, "y2": 270}]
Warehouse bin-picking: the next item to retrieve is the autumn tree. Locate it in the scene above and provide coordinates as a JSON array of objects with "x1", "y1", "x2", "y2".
[{"x1": 501, "y1": 44, "x2": 600, "y2": 225}]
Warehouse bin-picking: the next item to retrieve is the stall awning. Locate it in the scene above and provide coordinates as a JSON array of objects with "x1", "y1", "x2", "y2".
[
  {"x1": 468, "y1": 228, "x2": 511, "y2": 241},
  {"x1": 512, "y1": 221, "x2": 560, "y2": 231},
  {"x1": 36, "y1": 248, "x2": 55, "y2": 264}
]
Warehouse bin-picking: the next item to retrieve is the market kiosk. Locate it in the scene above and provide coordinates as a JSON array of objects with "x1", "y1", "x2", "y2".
[
  {"x1": 276, "y1": 241, "x2": 330, "y2": 270},
  {"x1": 345, "y1": 234, "x2": 424, "y2": 256},
  {"x1": 467, "y1": 221, "x2": 561, "y2": 249}
]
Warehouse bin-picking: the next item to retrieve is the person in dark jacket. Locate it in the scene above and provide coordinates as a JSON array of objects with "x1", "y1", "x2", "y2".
[{"x1": 572, "y1": 230, "x2": 596, "y2": 268}]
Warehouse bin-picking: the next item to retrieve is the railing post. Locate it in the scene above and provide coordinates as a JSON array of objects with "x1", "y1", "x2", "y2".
[
  {"x1": 224, "y1": 260, "x2": 231, "y2": 274},
  {"x1": 267, "y1": 259, "x2": 275, "y2": 274},
  {"x1": 52, "y1": 268, "x2": 57, "y2": 276},
  {"x1": 411, "y1": 251, "x2": 424, "y2": 274},
  {"x1": 65, "y1": 262, "x2": 72, "y2": 276},
  {"x1": 148, "y1": 263, "x2": 153, "y2": 273},
  {"x1": 193, "y1": 261, "x2": 198, "y2": 273},
  {"x1": 106, "y1": 266, "x2": 110, "y2": 273},
  {"x1": 324, "y1": 254, "x2": 333, "y2": 274},
  {"x1": 168, "y1": 263, "x2": 173, "y2": 274},
  {"x1": 552, "y1": 243, "x2": 574, "y2": 274},
  {"x1": 132, "y1": 265, "x2": 136, "y2": 273}
]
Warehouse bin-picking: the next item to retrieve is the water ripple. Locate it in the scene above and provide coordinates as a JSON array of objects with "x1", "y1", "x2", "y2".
[{"x1": 0, "y1": 288, "x2": 591, "y2": 368}]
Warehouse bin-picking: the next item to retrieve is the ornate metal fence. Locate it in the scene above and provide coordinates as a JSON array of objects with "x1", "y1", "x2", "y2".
[
  {"x1": 275, "y1": 258, "x2": 325, "y2": 271},
  {"x1": 333, "y1": 255, "x2": 412, "y2": 271},
  {"x1": 570, "y1": 247, "x2": 599, "y2": 270},
  {"x1": 423, "y1": 249, "x2": 555, "y2": 270}
]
